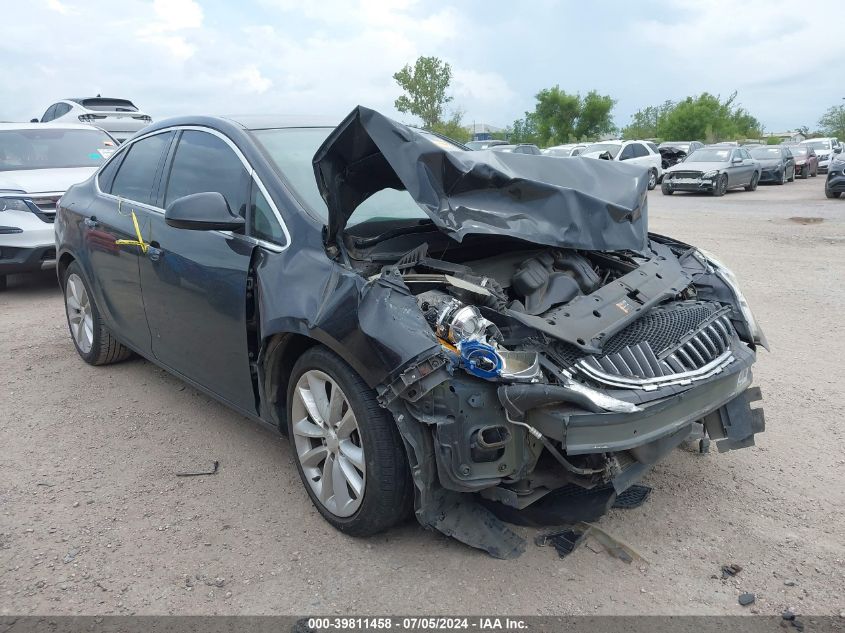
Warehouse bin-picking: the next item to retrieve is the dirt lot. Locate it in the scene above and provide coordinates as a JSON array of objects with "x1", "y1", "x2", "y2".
[{"x1": 1, "y1": 176, "x2": 844, "y2": 617}]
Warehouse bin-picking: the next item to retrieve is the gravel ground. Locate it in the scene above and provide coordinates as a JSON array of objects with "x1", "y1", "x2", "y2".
[{"x1": 1, "y1": 176, "x2": 844, "y2": 617}]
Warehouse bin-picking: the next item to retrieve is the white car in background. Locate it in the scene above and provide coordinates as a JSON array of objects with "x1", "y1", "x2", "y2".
[
  {"x1": 579, "y1": 140, "x2": 663, "y2": 189},
  {"x1": 543, "y1": 143, "x2": 587, "y2": 157},
  {"x1": 802, "y1": 137, "x2": 841, "y2": 173},
  {"x1": 0, "y1": 123, "x2": 117, "y2": 290},
  {"x1": 33, "y1": 97, "x2": 152, "y2": 143}
]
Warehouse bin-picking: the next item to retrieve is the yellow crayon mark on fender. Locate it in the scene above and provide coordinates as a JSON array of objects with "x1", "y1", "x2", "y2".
[{"x1": 114, "y1": 210, "x2": 148, "y2": 254}]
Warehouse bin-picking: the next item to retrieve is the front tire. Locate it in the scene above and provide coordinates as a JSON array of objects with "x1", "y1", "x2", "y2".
[
  {"x1": 647, "y1": 168, "x2": 658, "y2": 191},
  {"x1": 826, "y1": 188, "x2": 841, "y2": 199},
  {"x1": 713, "y1": 174, "x2": 727, "y2": 197},
  {"x1": 788, "y1": 165, "x2": 795, "y2": 182},
  {"x1": 661, "y1": 182, "x2": 673, "y2": 195},
  {"x1": 62, "y1": 262, "x2": 132, "y2": 365},
  {"x1": 287, "y1": 346, "x2": 413, "y2": 537}
]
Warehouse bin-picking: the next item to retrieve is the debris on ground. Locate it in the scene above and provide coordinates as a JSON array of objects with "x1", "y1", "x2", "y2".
[
  {"x1": 534, "y1": 528, "x2": 586, "y2": 558},
  {"x1": 176, "y1": 460, "x2": 219, "y2": 477},
  {"x1": 788, "y1": 217, "x2": 824, "y2": 225},
  {"x1": 612, "y1": 484, "x2": 652, "y2": 509},
  {"x1": 783, "y1": 579, "x2": 797, "y2": 586},
  {"x1": 535, "y1": 522, "x2": 648, "y2": 565},
  {"x1": 738, "y1": 592, "x2": 756, "y2": 606},
  {"x1": 62, "y1": 548, "x2": 79, "y2": 564},
  {"x1": 721, "y1": 563, "x2": 743, "y2": 578}
]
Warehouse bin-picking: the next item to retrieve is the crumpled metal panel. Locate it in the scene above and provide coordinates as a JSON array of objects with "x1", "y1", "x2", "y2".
[{"x1": 313, "y1": 106, "x2": 650, "y2": 252}]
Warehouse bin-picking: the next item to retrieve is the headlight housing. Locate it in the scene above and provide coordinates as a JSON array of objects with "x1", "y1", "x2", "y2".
[
  {"x1": 0, "y1": 194, "x2": 36, "y2": 213},
  {"x1": 702, "y1": 170, "x2": 718, "y2": 179},
  {"x1": 696, "y1": 249, "x2": 769, "y2": 350}
]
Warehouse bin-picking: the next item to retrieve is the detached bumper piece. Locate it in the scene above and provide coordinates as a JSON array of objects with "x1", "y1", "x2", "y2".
[{"x1": 702, "y1": 386, "x2": 765, "y2": 452}]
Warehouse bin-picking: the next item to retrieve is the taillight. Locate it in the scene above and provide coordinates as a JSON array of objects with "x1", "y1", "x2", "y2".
[
  {"x1": 78, "y1": 114, "x2": 106, "y2": 122},
  {"x1": 132, "y1": 115, "x2": 152, "y2": 123}
]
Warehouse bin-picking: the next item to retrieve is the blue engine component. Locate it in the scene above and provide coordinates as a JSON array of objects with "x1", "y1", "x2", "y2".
[{"x1": 458, "y1": 340, "x2": 503, "y2": 380}]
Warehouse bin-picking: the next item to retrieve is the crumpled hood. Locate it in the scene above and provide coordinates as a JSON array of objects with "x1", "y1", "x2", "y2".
[
  {"x1": 0, "y1": 167, "x2": 97, "y2": 194},
  {"x1": 313, "y1": 106, "x2": 649, "y2": 252}
]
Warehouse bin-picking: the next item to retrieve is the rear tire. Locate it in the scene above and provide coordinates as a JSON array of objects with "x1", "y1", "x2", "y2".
[
  {"x1": 801, "y1": 165, "x2": 809, "y2": 179},
  {"x1": 286, "y1": 346, "x2": 413, "y2": 537},
  {"x1": 745, "y1": 172, "x2": 759, "y2": 192},
  {"x1": 788, "y1": 166, "x2": 795, "y2": 182},
  {"x1": 661, "y1": 183, "x2": 673, "y2": 195},
  {"x1": 62, "y1": 261, "x2": 132, "y2": 366},
  {"x1": 826, "y1": 188, "x2": 841, "y2": 199}
]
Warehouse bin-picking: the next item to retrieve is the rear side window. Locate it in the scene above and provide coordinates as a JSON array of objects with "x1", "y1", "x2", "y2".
[
  {"x1": 41, "y1": 104, "x2": 58, "y2": 122},
  {"x1": 164, "y1": 130, "x2": 250, "y2": 216},
  {"x1": 632, "y1": 143, "x2": 649, "y2": 158},
  {"x1": 110, "y1": 133, "x2": 172, "y2": 203},
  {"x1": 619, "y1": 144, "x2": 636, "y2": 160},
  {"x1": 54, "y1": 103, "x2": 72, "y2": 118}
]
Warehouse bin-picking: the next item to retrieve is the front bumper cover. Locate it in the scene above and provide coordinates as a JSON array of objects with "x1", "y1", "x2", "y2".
[{"x1": 826, "y1": 168, "x2": 845, "y2": 193}]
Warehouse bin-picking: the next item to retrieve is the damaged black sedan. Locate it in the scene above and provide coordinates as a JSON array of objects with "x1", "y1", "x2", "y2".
[{"x1": 56, "y1": 107, "x2": 767, "y2": 558}]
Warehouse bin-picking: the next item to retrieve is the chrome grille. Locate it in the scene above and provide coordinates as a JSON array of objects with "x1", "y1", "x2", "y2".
[
  {"x1": 670, "y1": 170, "x2": 703, "y2": 180},
  {"x1": 574, "y1": 308, "x2": 736, "y2": 391}
]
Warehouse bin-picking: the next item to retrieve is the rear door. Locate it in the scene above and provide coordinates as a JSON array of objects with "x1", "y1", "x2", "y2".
[
  {"x1": 82, "y1": 131, "x2": 174, "y2": 354},
  {"x1": 136, "y1": 128, "x2": 257, "y2": 412}
]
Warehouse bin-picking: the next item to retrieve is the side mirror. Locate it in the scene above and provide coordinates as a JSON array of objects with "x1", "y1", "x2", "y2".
[
  {"x1": 835, "y1": 146, "x2": 842, "y2": 154},
  {"x1": 164, "y1": 192, "x2": 245, "y2": 232},
  {"x1": 732, "y1": 157, "x2": 743, "y2": 164},
  {"x1": 30, "y1": 118, "x2": 39, "y2": 123}
]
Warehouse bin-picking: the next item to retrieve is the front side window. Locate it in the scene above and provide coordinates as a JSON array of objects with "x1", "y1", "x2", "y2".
[
  {"x1": 110, "y1": 132, "x2": 172, "y2": 203},
  {"x1": 249, "y1": 186, "x2": 286, "y2": 245},
  {"x1": 164, "y1": 130, "x2": 250, "y2": 216},
  {"x1": 619, "y1": 144, "x2": 636, "y2": 160},
  {"x1": 41, "y1": 104, "x2": 58, "y2": 122},
  {"x1": 632, "y1": 143, "x2": 649, "y2": 158}
]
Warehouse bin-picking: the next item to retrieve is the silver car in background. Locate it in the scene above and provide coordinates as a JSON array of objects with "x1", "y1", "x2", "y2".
[
  {"x1": 661, "y1": 146, "x2": 761, "y2": 196},
  {"x1": 34, "y1": 97, "x2": 152, "y2": 143},
  {"x1": 0, "y1": 123, "x2": 117, "y2": 290}
]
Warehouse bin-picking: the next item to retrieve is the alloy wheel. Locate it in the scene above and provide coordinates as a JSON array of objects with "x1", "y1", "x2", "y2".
[
  {"x1": 65, "y1": 273, "x2": 93, "y2": 354},
  {"x1": 291, "y1": 370, "x2": 365, "y2": 517}
]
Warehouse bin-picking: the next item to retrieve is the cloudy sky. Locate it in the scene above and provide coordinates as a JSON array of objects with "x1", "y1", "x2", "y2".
[{"x1": 2, "y1": 0, "x2": 844, "y2": 133}]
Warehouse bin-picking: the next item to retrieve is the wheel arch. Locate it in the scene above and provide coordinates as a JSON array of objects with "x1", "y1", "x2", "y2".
[{"x1": 57, "y1": 251, "x2": 76, "y2": 287}]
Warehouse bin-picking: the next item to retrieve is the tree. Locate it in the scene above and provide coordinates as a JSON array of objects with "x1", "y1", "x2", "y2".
[
  {"x1": 511, "y1": 86, "x2": 616, "y2": 146},
  {"x1": 655, "y1": 92, "x2": 760, "y2": 142},
  {"x1": 429, "y1": 110, "x2": 471, "y2": 143},
  {"x1": 819, "y1": 105, "x2": 845, "y2": 140},
  {"x1": 393, "y1": 56, "x2": 453, "y2": 128},
  {"x1": 621, "y1": 101, "x2": 674, "y2": 139}
]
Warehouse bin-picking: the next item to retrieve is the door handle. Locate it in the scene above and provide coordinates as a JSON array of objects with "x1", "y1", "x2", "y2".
[
  {"x1": 147, "y1": 241, "x2": 162, "y2": 262},
  {"x1": 83, "y1": 217, "x2": 98, "y2": 229}
]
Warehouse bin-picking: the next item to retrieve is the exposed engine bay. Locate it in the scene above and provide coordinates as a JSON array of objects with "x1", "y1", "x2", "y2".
[{"x1": 350, "y1": 231, "x2": 766, "y2": 558}]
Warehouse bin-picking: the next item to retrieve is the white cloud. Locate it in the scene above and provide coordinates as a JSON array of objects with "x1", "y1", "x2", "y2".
[{"x1": 46, "y1": 0, "x2": 74, "y2": 15}]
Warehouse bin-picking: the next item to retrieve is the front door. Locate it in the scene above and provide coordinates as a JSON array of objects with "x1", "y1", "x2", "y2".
[
  {"x1": 82, "y1": 130, "x2": 174, "y2": 354},
  {"x1": 137, "y1": 129, "x2": 256, "y2": 413}
]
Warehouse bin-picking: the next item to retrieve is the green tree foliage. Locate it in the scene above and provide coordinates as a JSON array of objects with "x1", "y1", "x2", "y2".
[
  {"x1": 655, "y1": 92, "x2": 761, "y2": 142},
  {"x1": 621, "y1": 92, "x2": 761, "y2": 142},
  {"x1": 622, "y1": 101, "x2": 673, "y2": 139},
  {"x1": 393, "y1": 56, "x2": 453, "y2": 128},
  {"x1": 510, "y1": 86, "x2": 616, "y2": 146},
  {"x1": 819, "y1": 105, "x2": 845, "y2": 139},
  {"x1": 429, "y1": 110, "x2": 471, "y2": 143}
]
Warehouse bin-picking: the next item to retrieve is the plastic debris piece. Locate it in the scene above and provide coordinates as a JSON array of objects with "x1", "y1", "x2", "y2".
[
  {"x1": 176, "y1": 460, "x2": 219, "y2": 477},
  {"x1": 612, "y1": 484, "x2": 652, "y2": 509},
  {"x1": 721, "y1": 563, "x2": 743, "y2": 578}
]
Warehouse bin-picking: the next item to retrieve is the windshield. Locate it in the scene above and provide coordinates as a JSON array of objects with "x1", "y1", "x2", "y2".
[
  {"x1": 583, "y1": 143, "x2": 621, "y2": 157},
  {"x1": 686, "y1": 148, "x2": 731, "y2": 162},
  {"x1": 790, "y1": 146, "x2": 808, "y2": 156},
  {"x1": 804, "y1": 140, "x2": 829, "y2": 151},
  {"x1": 0, "y1": 128, "x2": 116, "y2": 171},
  {"x1": 251, "y1": 127, "x2": 428, "y2": 227},
  {"x1": 750, "y1": 147, "x2": 783, "y2": 159}
]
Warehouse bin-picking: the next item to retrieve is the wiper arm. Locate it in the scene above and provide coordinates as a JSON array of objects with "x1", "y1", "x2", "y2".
[{"x1": 352, "y1": 219, "x2": 435, "y2": 248}]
